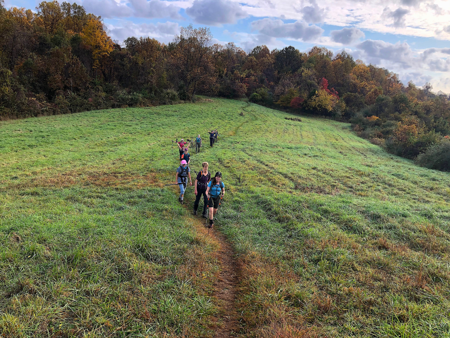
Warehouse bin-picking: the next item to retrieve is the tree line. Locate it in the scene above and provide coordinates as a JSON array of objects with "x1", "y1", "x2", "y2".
[{"x1": 1, "y1": 1, "x2": 449, "y2": 170}]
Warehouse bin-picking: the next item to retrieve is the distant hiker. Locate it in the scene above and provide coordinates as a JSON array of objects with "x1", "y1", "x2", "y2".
[
  {"x1": 177, "y1": 139, "x2": 187, "y2": 158},
  {"x1": 195, "y1": 134, "x2": 202, "y2": 153},
  {"x1": 209, "y1": 130, "x2": 215, "y2": 147},
  {"x1": 206, "y1": 172, "x2": 225, "y2": 228},
  {"x1": 193, "y1": 162, "x2": 211, "y2": 217},
  {"x1": 180, "y1": 147, "x2": 191, "y2": 165},
  {"x1": 176, "y1": 160, "x2": 192, "y2": 204}
]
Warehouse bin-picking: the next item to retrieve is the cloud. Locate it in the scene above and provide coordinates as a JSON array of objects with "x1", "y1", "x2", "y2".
[
  {"x1": 251, "y1": 18, "x2": 324, "y2": 41},
  {"x1": 80, "y1": 0, "x2": 182, "y2": 19},
  {"x1": 400, "y1": 72, "x2": 432, "y2": 87},
  {"x1": 186, "y1": 0, "x2": 247, "y2": 26},
  {"x1": 106, "y1": 21, "x2": 180, "y2": 44},
  {"x1": 128, "y1": 0, "x2": 182, "y2": 19},
  {"x1": 239, "y1": 34, "x2": 283, "y2": 53},
  {"x1": 82, "y1": 0, "x2": 133, "y2": 18},
  {"x1": 356, "y1": 39, "x2": 414, "y2": 68},
  {"x1": 299, "y1": 0, "x2": 326, "y2": 23},
  {"x1": 401, "y1": 0, "x2": 420, "y2": 7},
  {"x1": 383, "y1": 7, "x2": 409, "y2": 28},
  {"x1": 444, "y1": 25, "x2": 450, "y2": 33},
  {"x1": 330, "y1": 27, "x2": 365, "y2": 44}
]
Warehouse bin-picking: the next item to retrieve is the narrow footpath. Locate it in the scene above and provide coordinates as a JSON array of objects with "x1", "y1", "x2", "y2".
[{"x1": 188, "y1": 213, "x2": 241, "y2": 337}]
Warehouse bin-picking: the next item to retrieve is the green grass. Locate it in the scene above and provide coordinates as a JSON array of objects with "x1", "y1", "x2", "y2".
[{"x1": 1, "y1": 98, "x2": 450, "y2": 337}]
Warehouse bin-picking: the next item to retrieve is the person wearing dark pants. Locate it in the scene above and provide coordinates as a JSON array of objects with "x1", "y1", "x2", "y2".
[
  {"x1": 193, "y1": 162, "x2": 210, "y2": 217},
  {"x1": 209, "y1": 130, "x2": 215, "y2": 147},
  {"x1": 195, "y1": 135, "x2": 202, "y2": 153}
]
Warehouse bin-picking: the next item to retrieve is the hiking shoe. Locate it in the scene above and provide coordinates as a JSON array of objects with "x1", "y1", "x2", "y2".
[
  {"x1": 208, "y1": 222, "x2": 214, "y2": 229},
  {"x1": 202, "y1": 213, "x2": 207, "y2": 218},
  {"x1": 193, "y1": 210, "x2": 197, "y2": 216}
]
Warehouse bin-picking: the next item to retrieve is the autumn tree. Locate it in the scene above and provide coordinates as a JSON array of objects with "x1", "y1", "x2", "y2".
[
  {"x1": 81, "y1": 17, "x2": 113, "y2": 72},
  {"x1": 170, "y1": 25, "x2": 216, "y2": 101}
]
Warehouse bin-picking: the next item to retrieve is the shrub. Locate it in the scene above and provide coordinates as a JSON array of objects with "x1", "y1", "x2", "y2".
[
  {"x1": 416, "y1": 140, "x2": 450, "y2": 171},
  {"x1": 249, "y1": 93, "x2": 262, "y2": 103},
  {"x1": 162, "y1": 89, "x2": 178, "y2": 104}
]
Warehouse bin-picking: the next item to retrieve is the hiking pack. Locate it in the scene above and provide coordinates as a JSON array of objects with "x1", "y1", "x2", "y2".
[
  {"x1": 179, "y1": 165, "x2": 189, "y2": 184},
  {"x1": 197, "y1": 171, "x2": 210, "y2": 191}
]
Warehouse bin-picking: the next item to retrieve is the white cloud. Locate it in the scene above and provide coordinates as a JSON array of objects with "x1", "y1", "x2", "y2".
[
  {"x1": 400, "y1": 72, "x2": 432, "y2": 86},
  {"x1": 382, "y1": 7, "x2": 409, "y2": 28},
  {"x1": 251, "y1": 18, "x2": 324, "y2": 41},
  {"x1": 401, "y1": 0, "x2": 420, "y2": 7},
  {"x1": 298, "y1": 0, "x2": 326, "y2": 23},
  {"x1": 186, "y1": 0, "x2": 247, "y2": 26},
  {"x1": 106, "y1": 21, "x2": 180, "y2": 44},
  {"x1": 331, "y1": 27, "x2": 365, "y2": 44},
  {"x1": 356, "y1": 40, "x2": 413, "y2": 68},
  {"x1": 79, "y1": 0, "x2": 182, "y2": 19},
  {"x1": 128, "y1": 0, "x2": 182, "y2": 19},
  {"x1": 83, "y1": 0, "x2": 132, "y2": 18}
]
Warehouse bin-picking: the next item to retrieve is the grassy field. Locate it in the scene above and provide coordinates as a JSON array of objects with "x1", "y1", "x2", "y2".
[{"x1": 1, "y1": 98, "x2": 450, "y2": 337}]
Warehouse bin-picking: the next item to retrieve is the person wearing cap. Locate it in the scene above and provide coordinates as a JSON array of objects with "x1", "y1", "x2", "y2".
[
  {"x1": 205, "y1": 172, "x2": 225, "y2": 228},
  {"x1": 177, "y1": 139, "x2": 187, "y2": 158},
  {"x1": 176, "y1": 160, "x2": 192, "y2": 204},
  {"x1": 180, "y1": 147, "x2": 191, "y2": 164}
]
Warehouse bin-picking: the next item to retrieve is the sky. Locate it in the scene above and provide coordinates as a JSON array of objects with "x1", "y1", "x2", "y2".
[{"x1": 6, "y1": 0, "x2": 450, "y2": 93}]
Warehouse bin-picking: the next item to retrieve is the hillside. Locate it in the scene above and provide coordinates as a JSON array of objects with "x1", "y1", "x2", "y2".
[{"x1": 1, "y1": 98, "x2": 450, "y2": 337}]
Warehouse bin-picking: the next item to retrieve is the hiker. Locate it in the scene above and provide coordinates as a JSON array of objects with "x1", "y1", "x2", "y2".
[
  {"x1": 195, "y1": 134, "x2": 202, "y2": 153},
  {"x1": 209, "y1": 130, "x2": 215, "y2": 147},
  {"x1": 180, "y1": 147, "x2": 191, "y2": 165},
  {"x1": 193, "y1": 162, "x2": 210, "y2": 217},
  {"x1": 205, "y1": 172, "x2": 225, "y2": 228},
  {"x1": 177, "y1": 139, "x2": 187, "y2": 158},
  {"x1": 176, "y1": 160, "x2": 192, "y2": 204}
]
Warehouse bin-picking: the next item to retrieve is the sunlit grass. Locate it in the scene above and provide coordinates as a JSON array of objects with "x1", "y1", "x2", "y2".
[{"x1": 1, "y1": 98, "x2": 450, "y2": 337}]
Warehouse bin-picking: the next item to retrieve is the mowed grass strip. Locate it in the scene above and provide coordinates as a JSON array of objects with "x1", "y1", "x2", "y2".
[{"x1": 1, "y1": 98, "x2": 450, "y2": 337}]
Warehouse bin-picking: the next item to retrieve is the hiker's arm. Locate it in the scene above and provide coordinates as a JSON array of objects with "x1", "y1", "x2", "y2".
[
  {"x1": 194, "y1": 179, "x2": 198, "y2": 194},
  {"x1": 222, "y1": 187, "x2": 226, "y2": 196},
  {"x1": 175, "y1": 172, "x2": 179, "y2": 182},
  {"x1": 206, "y1": 186, "x2": 210, "y2": 197},
  {"x1": 188, "y1": 173, "x2": 192, "y2": 186}
]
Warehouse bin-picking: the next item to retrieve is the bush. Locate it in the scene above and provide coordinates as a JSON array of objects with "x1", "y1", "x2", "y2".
[
  {"x1": 416, "y1": 140, "x2": 450, "y2": 171},
  {"x1": 249, "y1": 93, "x2": 262, "y2": 103},
  {"x1": 162, "y1": 89, "x2": 178, "y2": 104},
  {"x1": 117, "y1": 91, "x2": 143, "y2": 106}
]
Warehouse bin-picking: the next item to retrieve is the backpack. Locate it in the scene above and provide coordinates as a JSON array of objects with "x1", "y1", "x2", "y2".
[
  {"x1": 179, "y1": 166, "x2": 189, "y2": 183},
  {"x1": 197, "y1": 171, "x2": 210, "y2": 190},
  {"x1": 196, "y1": 137, "x2": 201, "y2": 144}
]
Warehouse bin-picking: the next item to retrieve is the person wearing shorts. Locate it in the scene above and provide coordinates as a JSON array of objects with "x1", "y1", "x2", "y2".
[{"x1": 205, "y1": 172, "x2": 225, "y2": 228}]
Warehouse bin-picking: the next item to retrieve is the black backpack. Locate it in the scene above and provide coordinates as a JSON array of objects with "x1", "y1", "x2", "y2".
[{"x1": 179, "y1": 166, "x2": 189, "y2": 183}]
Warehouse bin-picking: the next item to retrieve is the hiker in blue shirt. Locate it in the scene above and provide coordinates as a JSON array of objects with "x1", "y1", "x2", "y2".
[
  {"x1": 195, "y1": 134, "x2": 202, "y2": 153},
  {"x1": 205, "y1": 172, "x2": 225, "y2": 228},
  {"x1": 176, "y1": 160, "x2": 192, "y2": 204}
]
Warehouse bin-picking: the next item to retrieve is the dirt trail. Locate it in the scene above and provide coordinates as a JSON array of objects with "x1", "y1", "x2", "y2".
[
  {"x1": 188, "y1": 214, "x2": 241, "y2": 337},
  {"x1": 209, "y1": 228, "x2": 241, "y2": 337}
]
